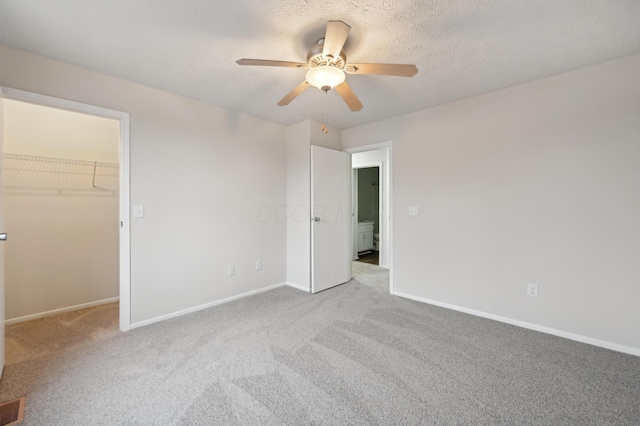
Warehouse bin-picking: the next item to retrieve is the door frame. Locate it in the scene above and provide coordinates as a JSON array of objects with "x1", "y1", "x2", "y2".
[
  {"x1": 1, "y1": 87, "x2": 6, "y2": 373},
  {"x1": 0, "y1": 86, "x2": 132, "y2": 331},
  {"x1": 344, "y1": 142, "x2": 393, "y2": 293}
]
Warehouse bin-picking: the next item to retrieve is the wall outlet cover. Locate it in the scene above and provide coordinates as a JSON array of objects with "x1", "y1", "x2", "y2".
[
  {"x1": 133, "y1": 204, "x2": 144, "y2": 218},
  {"x1": 527, "y1": 283, "x2": 538, "y2": 298}
]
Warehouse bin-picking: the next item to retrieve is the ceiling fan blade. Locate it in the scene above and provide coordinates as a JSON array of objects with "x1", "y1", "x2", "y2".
[
  {"x1": 345, "y1": 63, "x2": 418, "y2": 77},
  {"x1": 322, "y1": 21, "x2": 351, "y2": 60},
  {"x1": 277, "y1": 81, "x2": 310, "y2": 106},
  {"x1": 237, "y1": 59, "x2": 307, "y2": 68},
  {"x1": 334, "y1": 82, "x2": 363, "y2": 111}
]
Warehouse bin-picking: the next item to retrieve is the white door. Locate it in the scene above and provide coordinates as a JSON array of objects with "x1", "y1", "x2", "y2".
[
  {"x1": 0, "y1": 89, "x2": 6, "y2": 376},
  {"x1": 311, "y1": 145, "x2": 351, "y2": 293}
]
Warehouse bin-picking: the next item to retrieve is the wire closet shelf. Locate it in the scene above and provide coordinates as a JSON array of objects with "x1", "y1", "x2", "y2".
[{"x1": 3, "y1": 153, "x2": 119, "y2": 195}]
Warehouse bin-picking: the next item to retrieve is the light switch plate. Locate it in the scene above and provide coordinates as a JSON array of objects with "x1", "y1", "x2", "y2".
[
  {"x1": 408, "y1": 206, "x2": 419, "y2": 216},
  {"x1": 133, "y1": 204, "x2": 144, "y2": 218}
]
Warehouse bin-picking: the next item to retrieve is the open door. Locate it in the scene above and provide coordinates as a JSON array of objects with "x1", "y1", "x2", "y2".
[
  {"x1": 311, "y1": 145, "x2": 351, "y2": 293},
  {"x1": 0, "y1": 88, "x2": 6, "y2": 376}
]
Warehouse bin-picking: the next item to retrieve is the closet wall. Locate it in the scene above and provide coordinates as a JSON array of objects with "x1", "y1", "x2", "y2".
[{"x1": 4, "y1": 99, "x2": 120, "y2": 321}]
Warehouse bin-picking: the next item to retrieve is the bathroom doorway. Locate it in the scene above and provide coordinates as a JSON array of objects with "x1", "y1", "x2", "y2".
[
  {"x1": 354, "y1": 166, "x2": 381, "y2": 266},
  {"x1": 347, "y1": 143, "x2": 393, "y2": 293}
]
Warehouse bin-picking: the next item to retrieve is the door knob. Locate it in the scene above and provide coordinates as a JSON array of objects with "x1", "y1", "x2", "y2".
[
  {"x1": 0, "y1": 233, "x2": 7, "y2": 241},
  {"x1": 313, "y1": 217, "x2": 321, "y2": 222}
]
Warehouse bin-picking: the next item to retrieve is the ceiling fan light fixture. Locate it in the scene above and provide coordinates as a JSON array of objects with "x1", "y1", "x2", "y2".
[
  {"x1": 236, "y1": 20, "x2": 416, "y2": 111},
  {"x1": 305, "y1": 66, "x2": 345, "y2": 91}
]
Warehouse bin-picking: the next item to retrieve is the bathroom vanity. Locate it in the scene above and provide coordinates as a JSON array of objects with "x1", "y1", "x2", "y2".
[{"x1": 357, "y1": 221, "x2": 374, "y2": 252}]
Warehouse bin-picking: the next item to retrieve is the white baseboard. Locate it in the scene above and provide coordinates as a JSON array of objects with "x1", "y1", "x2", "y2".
[
  {"x1": 130, "y1": 282, "x2": 287, "y2": 329},
  {"x1": 285, "y1": 281, "x2": 310, "y2": 292},
  {"x1": 393, "y1": 291, "x2": 640, "y2": 357},
  {"x1": 5, "y1": 297, "x2": 120, "y2": 325}
]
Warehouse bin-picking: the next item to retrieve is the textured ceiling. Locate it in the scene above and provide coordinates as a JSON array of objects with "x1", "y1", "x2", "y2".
[{"x1": 1, "y1": 0, "x2": 639, "y2": 129}]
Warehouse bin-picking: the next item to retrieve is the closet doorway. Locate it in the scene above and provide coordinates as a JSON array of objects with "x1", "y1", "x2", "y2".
[{"x1": 1, "y1": 89, "x2": 130, "y2": 331}]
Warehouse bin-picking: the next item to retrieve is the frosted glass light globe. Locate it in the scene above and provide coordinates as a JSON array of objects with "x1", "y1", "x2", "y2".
[{"x1": 306, "y1": 66, "x2": 346, "y2": 91}]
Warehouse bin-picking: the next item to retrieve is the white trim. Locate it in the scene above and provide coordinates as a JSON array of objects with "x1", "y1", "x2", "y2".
[
  {"x1": 343, "y1": 141, "x2": 392, "y2": 154},
  {"x1": 130, "y1": 283, "x2": 287, "y2": 329},
  {"x1": 0, "y1": 88, "x2": 127, "y2": 120},
  {"x1": 5, "y1": 297, "x2": 120, "y2": 325},
  {"x1": 0, "y1": 87, "x2": 132, "y2": 332},
  {"x1": 286, "y1": 281, "x2": 311, "y2": 292},
  {"x1": 1, "y1": 87, "x2": 7, "y2": 376},
  {"x1": 310, "y1": 146, "x2": 316, "y2": 293},
  {"x1": 118, "y1": 113, "x2": 131, "y2": 331},
  {"x1": 352, "y1": 168, "x2": 359, "y2": 260},
  {"x1": 393, "y1": 291, "x2": 640, "y2": 357}
]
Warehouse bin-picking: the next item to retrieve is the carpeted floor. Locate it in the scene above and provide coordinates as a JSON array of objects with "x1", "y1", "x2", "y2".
[{"x1": 1, "y1": 262, "x2": 639, "y2": 425}]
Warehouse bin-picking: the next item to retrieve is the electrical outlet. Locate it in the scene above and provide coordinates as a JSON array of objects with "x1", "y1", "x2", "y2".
[
  {"x1": 133, "y1": 204, "x2": 144, "y2": 218},
  {"x1": 228, "y1": 265, "x2": 235, "y2": 276},
  {"x1": 255, "y1": 260, "x2": 262, "y2": 271},
  {"x1": 527, "y1": 283, "x2": 538, "y2": 298},
  {"x1": 408, "y1": 206, "x2": 419, "y2": 216}
]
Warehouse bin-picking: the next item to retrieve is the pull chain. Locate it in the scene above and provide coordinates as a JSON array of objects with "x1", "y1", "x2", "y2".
[{"x1": 321, "y1": 90, "x2": 329, "y2": 134}]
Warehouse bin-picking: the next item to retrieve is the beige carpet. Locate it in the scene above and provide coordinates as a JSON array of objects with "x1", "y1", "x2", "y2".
[
  {"x1": 4, "y1": 303, "x2": 120, "y2": 369},
  {"x1": 1, "y1": 302, "x2": 120, "y2": 417}
]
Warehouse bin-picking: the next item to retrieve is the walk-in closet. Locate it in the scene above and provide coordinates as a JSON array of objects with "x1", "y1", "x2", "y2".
[{"x1": 3, "y1": 99, "x2": 120, "y2": 323}]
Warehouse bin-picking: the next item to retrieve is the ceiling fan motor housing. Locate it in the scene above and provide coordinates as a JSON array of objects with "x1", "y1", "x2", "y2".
[{"x1": 307, "y1": 41, "x2": 347, "y2": 69}]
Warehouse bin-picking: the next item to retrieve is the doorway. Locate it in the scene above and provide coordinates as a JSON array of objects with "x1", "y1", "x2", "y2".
[
  {"x1": 354, "y1": 166, "x2": 380, "y2": 266},
  {"x1": 345, "y1": 143, "x2": 393, "y2": 293},
  {"x1": 3, "y1": 99, "x2": 120, "y2": 326},
  {"x1": 0, "y1": 87, "x2": 131, "y2": 331}
]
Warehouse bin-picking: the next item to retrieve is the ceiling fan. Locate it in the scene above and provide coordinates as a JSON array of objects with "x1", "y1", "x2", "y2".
[{"x1": 236, "y1": 20, "x2": 418, "y2": 111}]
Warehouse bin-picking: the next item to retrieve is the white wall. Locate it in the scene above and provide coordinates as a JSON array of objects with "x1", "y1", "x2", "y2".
[
  {"x1": 4, "y1": 99, "x2": 120, "y2": 320},
  {"x1": 310, "y1": 119, "x2": 341, "y2": 150},
  {"x1": 4, "y1": 99, "x2": 119, "y2": 162},
  {"x1": 342, "y1": 53, "x2": 640, "y2": 353},
  {"x1": 5, "y1": 196, "x2": 119, "y2": 319},
  {"x1": 0, "y1": 44, "x2": 287, "y2": 326},
  {"x1": 286, "y1": 121, "x2": 311, "y2": 291}
]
